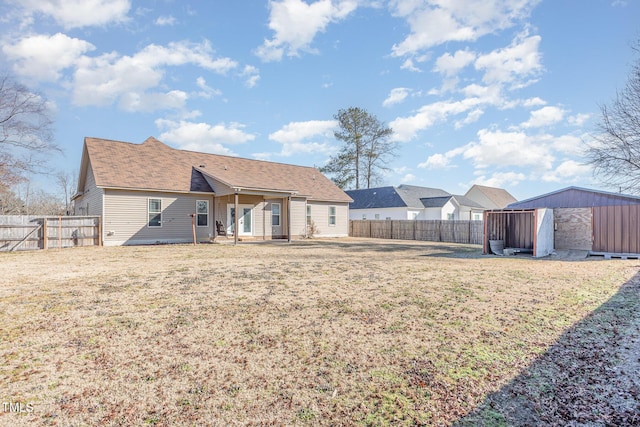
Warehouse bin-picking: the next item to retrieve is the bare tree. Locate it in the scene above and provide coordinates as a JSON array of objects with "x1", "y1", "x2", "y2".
[
  {"x1": 320, "y1": 107, "x2": 395, "y2": 190},
  {"x1": 586, "y1": 41, "x2": 640, "y2": 194},
  {"x1": 0, "y1": 72, "x2": 57, "y2": 189},
  {"x1": 0, "y1": 187, "x2": 25, "y2": 214},
  {"x1": 56, "y1": 170, "x2": 77, "y2": 215}
]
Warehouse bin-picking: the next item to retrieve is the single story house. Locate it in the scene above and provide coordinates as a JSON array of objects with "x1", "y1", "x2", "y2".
[
  {"x1": 464, "y1": 184, "x2": 517, "y2": 209},
  {"x1": 73, "y1": 137, "x2": 352, "y2": 246},
  {"x1": 346, "y1": 184, "x2": 485, "y2": 221}
]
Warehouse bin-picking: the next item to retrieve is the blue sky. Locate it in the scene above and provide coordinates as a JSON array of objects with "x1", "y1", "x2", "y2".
[{"x1": 1, "y1": 0, "x2": 638, "y2": 200}]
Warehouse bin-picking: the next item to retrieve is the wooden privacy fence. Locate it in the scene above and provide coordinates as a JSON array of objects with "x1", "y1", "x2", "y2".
[
  {"x1": 0, "y1": 216, "x2": 101, "y2": 252},
  {"x1": 350, "y1": 220, "x2": 483, "y2": 245}
]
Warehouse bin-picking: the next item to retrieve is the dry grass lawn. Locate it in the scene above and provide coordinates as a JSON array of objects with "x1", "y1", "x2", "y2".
[{"x1": 1, "y1": 238, "x2": 639, "y2": 426}]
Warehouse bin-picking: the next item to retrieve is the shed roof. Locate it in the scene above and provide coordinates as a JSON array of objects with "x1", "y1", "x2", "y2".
[
  {"x1": 507, "y1": 186, "x2": 640, "y2": 209},
  {"x1": 79, "y1": 137, "x2": 352, "y2": 202}
]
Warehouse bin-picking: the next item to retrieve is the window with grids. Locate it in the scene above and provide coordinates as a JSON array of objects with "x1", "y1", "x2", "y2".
[
  {"x1": 272, "y1": 203, "x2": 281, "y2": 226},
  {"x1": 196, "y1": 200, "x2": 209, "y2": 227},
  {"x1": 148, "y1": 199, "x2": 162, "y2": 227},
  {"x1": 328, "y1": 206, "x2": 336, "y2": 226}
]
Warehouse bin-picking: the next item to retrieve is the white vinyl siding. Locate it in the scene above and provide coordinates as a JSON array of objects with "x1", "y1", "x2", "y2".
[
  {"x1": 103, "y1": 190, "x2": 213, "y2": 245},
  {"x1": 305, "y1": 201, "x2": 349, "y2": 237},
  {"x1": 74, "y1": 163, "x2": 103, "y2": 217}
]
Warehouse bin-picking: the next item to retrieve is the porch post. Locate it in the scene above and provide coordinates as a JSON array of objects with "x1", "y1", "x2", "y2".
[
  {"x1": 287, "y1": 195, "x2": 292, "y2": 243},
  {"x1": 234, "y1": 192, "x2": 239, "y2": 246}
]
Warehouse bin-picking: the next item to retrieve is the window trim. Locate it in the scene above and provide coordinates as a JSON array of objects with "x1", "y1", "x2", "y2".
[
  {"x1": 306, "y1": 205, "x2": 312, "y2": 226},
  {"x1": 196, "y1": 200, "x2": 209, "y2": 227},
  {"x1": 148, "y1": 198, "x2": 162, "y2": 228},
  {"x1": 272, "y1": 202, "x2": 281, "y2": 226},
  {"x1": 328, "y1": 206, "x2": 336, "y2": 226}
]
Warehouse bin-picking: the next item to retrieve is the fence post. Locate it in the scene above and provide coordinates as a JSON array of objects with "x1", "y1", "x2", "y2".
[
  {"x1": 42, "y1": 218, "x2": 48, "y2": 250},
  {"x1": 98, "y1": 217, "x2": 103, "y2": 246}
]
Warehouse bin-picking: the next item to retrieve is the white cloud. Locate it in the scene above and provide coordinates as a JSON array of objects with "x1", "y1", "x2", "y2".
[
  {"x1": 119, "y1": 90, "x2": 188, "y2": 112},
  {"x1": 433, "y1": 49, "x2": 476, "y2": 76},
  {"x1": 155, "y1": 15, "x2": 176, "y2": 26},
  {"x1": 550, "y1": 134, "x2": 583, "y2": 155},
  {"x1": 2, "y1": 33, "x2": 95, "y2": 81},
  {"x1": 401, "y1": 173, "x2": 416, "y2": 183},
  {"x1": 474, "y1": 33, "x2": 542, "y2": 88},
  {"x1": 473, "y1": 171, "x2": 527, "y2": 187},
  {"x1": 462, "y1": 128, "x2": 554, "y2": 170},
  {"x1": 540, "y1": 160, "x2": 591, "y2": 183},
  {"x1": 568, "y1": 113, "x2": 590, "y2": 126},
  {"x1": 455, "y1": 108, "x2": 484, "y2": 128},
  {"x1": 383, "y1": 87, "x2": 410, "y2": 107},
  {"x1": 522, "y1": 96, "x2": 546, "y2": 107},
  {"x1": 390, "y1": 0, "x2": 540, "y2": 57},
  {"x1": 419, "y1": 153, "x2": 454, "y2": 169},
  {"x1": 255, "y1": 0, "x2": 358, "y2": 62},
  {"x1": 72, "y1": 40, "x2": 237, "y2": 110},
  {"x1": 241, "y1": 65, "x2": 261, "y2": 88},
  {"x1": 520, "y1": 106, "x2": 565, "y2": 128},
  {"x1": 155, "y1": 119, "x2": 256, "y2": 155},
  {"x1": 400, "y1": 58, "x2": 422, "y2": 72},
  {"x1": 195, "y1": 77, "x2": 222, "y2": 98},
  {"x1": 16, "y1": 0, "x2": 131, "y2": 29},
  {"x1": 268, "y1": 120, "x2": 336, "y2": 156},
  {"x1": 390, "y1": 98, "x2": 484, "y2": 142}
]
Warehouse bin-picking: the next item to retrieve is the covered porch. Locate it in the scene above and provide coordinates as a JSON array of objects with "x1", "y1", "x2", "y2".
[{"x1": 212, "y1": 189, "x2": 298, "y2": 244}]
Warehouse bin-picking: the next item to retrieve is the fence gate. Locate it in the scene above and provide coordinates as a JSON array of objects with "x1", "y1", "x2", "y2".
[{"x1": 592, "y1": 205, "x2": 640, "y2": 254}]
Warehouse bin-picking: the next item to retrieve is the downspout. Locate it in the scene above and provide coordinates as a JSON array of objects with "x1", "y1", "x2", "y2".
[
  {"x1": 234, "y1": 192, "x2": 239, "y2": 246},
  {"x1": 287, "y1": 195, "x2": 292, "y2": 243}
]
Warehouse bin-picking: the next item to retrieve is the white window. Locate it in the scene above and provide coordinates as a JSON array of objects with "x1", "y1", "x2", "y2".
[
  {"x1": 447, "y1": 213, "x2": 455, "y2": 220},
  {"x1": 148, "y1": 199, "x2": 162, "y2": 227},
  {"x1": 328, "y1": 206, "x2": 336, "y2": 226},
  {"x1": 272, "y1": 203, "x2": 281, "y2": 226},
  {"x1": 196, "y1": 200, "x2": 209, "y2": 227},
  {"x1": 473, "y1": 213, "x2": 482, "y2": 221},
  {"x1": 386, "y1": 217, "x2": 391, "y2": 220},
  {"x1": 412, "y1": 212, "x2": 419, "y2": 220},
  {"x1": 362, "y1": 214, "x2": 367, "y2": 220},
  {"x1": 374, "y1": 214, "x2": 380, "y2": 220},
  {"x1": 306, "y1": 205, "x2": 312, "y2": 226}
]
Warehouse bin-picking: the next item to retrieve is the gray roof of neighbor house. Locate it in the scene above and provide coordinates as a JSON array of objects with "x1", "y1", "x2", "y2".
[
  {"x1": 419, "y1": 195, "x2": 484, "y2": 209},
  {"x1": 507, "y1": 186, "x2": 640, "y2": 209},
  {"x1": 451, "y1": 195, "x2": 485, "y2": 209},
  {"x1": 77, "y1": 136, "x2": 352, "y2": 202},
  {"x1": 465, "y1": 184, "x2": 517, "y2": 209},
  {"x1": 347, "y1": 184, "x2": 451, "y2": 209}
]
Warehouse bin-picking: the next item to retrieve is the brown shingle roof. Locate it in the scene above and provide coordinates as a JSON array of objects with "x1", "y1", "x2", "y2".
[
  {"x1": 466, "y1": 184, "x2": 517, "y2": 209},
  {"x1": 83, "y1": 136, "x2": 352, "y2": 202}
]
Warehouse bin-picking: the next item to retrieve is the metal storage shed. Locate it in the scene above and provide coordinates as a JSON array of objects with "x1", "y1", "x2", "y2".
[{"x1": 507, "y1": 187, "x2": 640, "y2": 256}]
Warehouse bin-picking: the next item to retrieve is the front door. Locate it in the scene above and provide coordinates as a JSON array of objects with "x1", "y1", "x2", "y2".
[{"x1": 228, "y1": 205, "x2": 253, "y2": 236}]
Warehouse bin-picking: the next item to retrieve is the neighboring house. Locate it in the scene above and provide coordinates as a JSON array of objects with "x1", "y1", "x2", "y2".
[
  {"x1": 346, "y1": 185, "x2": 484, "y2": 221},
  {"x1": 73, "y1": 137, "x2": 352, "y2": 246},
  {"x1": 465, "y1": 184, "x2": 517, "y2": 209}
]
